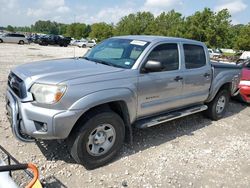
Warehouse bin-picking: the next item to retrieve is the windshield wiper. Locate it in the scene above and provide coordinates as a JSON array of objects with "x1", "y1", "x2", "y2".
[
  {"x1": 91, "y1": 58, "x2": 123, "y2": 68},
  {"x1": 81, "y1": 56, "x2": 90, "y2": 60},
  {"x1": 82, "y1": 57, "x2": 123, "y2": 68}
]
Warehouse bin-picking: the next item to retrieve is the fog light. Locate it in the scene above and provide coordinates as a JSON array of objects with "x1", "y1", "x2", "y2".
[
  {"x1": 41, "y1": 123, "x2": 48, "y2": 132},
  {"x1": 34, "y1": 121, "x2": 48, "y2": 132}
]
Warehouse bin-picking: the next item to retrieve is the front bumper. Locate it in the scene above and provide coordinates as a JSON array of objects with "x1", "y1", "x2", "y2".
[
  {"x1": 239, "y1": 85, "x2": 250, "y2": 103},
  {"x1": 5, "y1": 89, "x2": 82, "y2": 142}
]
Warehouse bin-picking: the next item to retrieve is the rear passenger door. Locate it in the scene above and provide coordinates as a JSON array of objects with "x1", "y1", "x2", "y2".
[{"x1": 181, "y1": 44, "x2": 212, "y2": 106}]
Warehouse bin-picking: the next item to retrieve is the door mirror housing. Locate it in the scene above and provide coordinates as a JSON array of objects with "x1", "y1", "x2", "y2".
[{"x1": 143, "y1": 60, "x2": 163, "y2": 73}]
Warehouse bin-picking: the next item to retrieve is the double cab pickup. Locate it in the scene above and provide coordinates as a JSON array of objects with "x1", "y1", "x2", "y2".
[{"x1": 6, "y1": 36, "x2": 241, "y2": 169}]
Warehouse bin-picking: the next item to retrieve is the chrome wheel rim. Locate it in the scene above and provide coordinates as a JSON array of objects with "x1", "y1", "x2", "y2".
[
  {"x1": 216, "y1": 95, "x2": 226, "y2": 114},
  {"x1": 86, "y1": 124, "x2": 116, "y2": 156}
]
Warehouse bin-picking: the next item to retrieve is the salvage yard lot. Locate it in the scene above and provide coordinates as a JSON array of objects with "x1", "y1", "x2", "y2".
[{"x1": 0, "y1": 43, "x2": 250, "y2": 188}]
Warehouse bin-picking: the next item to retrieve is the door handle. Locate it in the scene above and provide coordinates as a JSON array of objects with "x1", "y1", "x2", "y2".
[
  {"x1": 174, "y1": 76, "x2": 183, "y2": 81},
  {"x1": 204, "y1": 73, "x2": 211, "y2": 77}
]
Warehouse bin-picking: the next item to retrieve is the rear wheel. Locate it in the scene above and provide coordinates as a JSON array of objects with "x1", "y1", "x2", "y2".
[
  {"x1": 82, "y1": 44, "x2": 86, "y2": 48},
  {"x1": 0, "y1": 39, "x2": 3, "y2": 43},
  {"x1": 68, "y1": 110, "x2": 125, "y2": 169},
  {"x1": 205, "y1": 89, "x2": 229, "y2": 120},
  {"x1": 19, "y1": 40, "x2": 24, "y2": 45}
]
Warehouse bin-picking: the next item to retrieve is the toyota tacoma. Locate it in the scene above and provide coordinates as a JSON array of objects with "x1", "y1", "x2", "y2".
[{"x1": 6, "y1": 36, "x2": 242, "y2": 169}]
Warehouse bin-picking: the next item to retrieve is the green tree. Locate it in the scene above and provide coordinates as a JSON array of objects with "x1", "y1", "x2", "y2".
[
  {"x1": 234, "y1": 24, "x2": 250, "y2": 50},
  {"x1": 184, "y1": 8, "x2": 232, "y2": 48},
  {"x1": 115, "y1": 12, "x2": 154, "y2": 35},
  {"x1": 89, "y1": 22, "x2": 113, "y2": 41},
  {"x1": 146, "y1": 10, "x2": 184, "y2": 37},
  {"x1": 32, "y1": 20, "x2": 59, "y2": 34},
  {"x1": 65, "y1": 23, "x2": 90, "y2": 39},
  {"x1": 6, "y1": 25, "x2": 15, "y2": 32}
]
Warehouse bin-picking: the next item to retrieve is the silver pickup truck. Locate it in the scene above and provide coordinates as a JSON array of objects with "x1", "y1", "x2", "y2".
[{"x1": 6, "y1": 36, "x2": 241, "y2": 169}]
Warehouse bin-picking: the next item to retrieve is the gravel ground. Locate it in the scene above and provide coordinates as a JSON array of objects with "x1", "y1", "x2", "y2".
[{"x1": 0, "y1": 43, "x2": 250, "y2": 188}]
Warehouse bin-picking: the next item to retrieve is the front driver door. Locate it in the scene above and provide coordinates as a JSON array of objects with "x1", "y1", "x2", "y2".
[{"x1": 137, "y1": 43, "x2": 184, "y2": 118}]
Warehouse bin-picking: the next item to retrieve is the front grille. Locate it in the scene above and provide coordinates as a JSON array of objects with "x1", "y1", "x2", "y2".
[{"x1": 8, "y1": 72, "x2": 27, "y2": 99}]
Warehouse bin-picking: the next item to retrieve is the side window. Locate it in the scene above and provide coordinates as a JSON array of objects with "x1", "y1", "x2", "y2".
[
  {"x1": 184, "y1": 44, "x2": 206, "y2": 69},
  {"x1": 147, "y1": 43, "x2": 179, "y2": 71}
]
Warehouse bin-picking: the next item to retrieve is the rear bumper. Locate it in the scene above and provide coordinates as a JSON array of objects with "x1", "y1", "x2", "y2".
[{"x1": 5, "y1": 89, "x2": 82, "y2": 142}]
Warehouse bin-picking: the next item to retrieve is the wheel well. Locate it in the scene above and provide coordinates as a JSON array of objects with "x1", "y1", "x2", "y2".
[
  {"x1": 69, "y1": 101, "x2": 133, "y2": 143},
  {"x1": 219, "y1": 82, "x2": 231, "y2": 93}
]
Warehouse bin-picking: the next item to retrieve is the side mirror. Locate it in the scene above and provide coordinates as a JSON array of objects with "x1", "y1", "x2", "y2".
[{"x1": 143, "y1": 60, "x2": 163, "y2": 73}]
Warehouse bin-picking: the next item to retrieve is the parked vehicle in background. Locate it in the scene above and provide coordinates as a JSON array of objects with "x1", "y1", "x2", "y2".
[
  {"x1": 38, "y1": 35, "x2": 71, "y2": 47},
  {"x1": 236, "y1": 59, "x2": 250, "y2": 103},
  {"x1": 208, "y1": 48, "x2": 222, "y2": 59},
  {"x1": 5, "y1": 36, "x2": 241, "y2": 169},
  {"x1": 72, "y1": 39, "x2": 96, "y2": 48},
  {"x1": 26, "y1": 34, "x2": 41, "y2": 44},
  {"x1": 0, "y1": 33, "x2": 28, "y2": 44},
  {"x1": 239, "y1": 51, "x2": 250, "y2": 60}
]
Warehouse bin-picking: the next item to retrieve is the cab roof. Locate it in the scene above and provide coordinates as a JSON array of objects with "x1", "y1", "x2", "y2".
[{"x1": 113, "y1": 35, "x2": 203, "y2": 45}]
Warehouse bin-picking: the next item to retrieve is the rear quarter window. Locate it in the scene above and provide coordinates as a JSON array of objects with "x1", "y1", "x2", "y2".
[{"x1": 184, "y1": 44, "x2": 206, "y2": 69}]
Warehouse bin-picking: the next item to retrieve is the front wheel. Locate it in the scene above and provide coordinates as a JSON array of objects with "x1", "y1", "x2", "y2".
[
  {"x1": 68, "y1": 111, "x2": 125, "y2": 169},
  {"x1": 205, "y1": 89, "x2": 230, "y2": 120}
]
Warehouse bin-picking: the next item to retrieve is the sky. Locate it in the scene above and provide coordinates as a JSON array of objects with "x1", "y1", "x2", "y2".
[{"x1": 0, "y1": 0, "x2": 249, "y2": 27}]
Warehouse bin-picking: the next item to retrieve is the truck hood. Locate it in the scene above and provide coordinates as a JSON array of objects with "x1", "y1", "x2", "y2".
[{"x1": 13, "y1": 58, "x2": 124, "y2": 84}]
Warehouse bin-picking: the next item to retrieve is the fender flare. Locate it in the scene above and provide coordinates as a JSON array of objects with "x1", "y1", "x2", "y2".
[{"x1": 69, "y1": 88, "x2": 137, "y2": 124}]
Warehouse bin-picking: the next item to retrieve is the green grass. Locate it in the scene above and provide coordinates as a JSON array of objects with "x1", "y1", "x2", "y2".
[{"x1": 223, "y1": 52, "x2": 236, "y2": 57}]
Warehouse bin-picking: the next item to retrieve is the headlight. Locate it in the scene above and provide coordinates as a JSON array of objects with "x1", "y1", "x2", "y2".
[{"x1": 30, "y1": 83, "x2": 67, "y2": 104}]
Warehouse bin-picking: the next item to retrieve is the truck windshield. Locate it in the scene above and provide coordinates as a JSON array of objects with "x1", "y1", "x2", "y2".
[{"x1": 84, "y1": 38, "x2": 149, "y2": 69}]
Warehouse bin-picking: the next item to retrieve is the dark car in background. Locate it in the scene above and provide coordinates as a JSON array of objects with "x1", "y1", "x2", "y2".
[{"x1": 38, "y1": 35, "x2": 71, "y2": 47}]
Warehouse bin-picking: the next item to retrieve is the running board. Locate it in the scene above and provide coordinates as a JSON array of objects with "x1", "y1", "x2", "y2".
[{"x1": 135, "y1": 105, "x2": 208, "y2": 129}]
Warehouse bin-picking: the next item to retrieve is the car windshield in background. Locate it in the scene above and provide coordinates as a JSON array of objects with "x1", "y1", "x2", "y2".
[{"x1": 84, "y1": 38, "x2": 149, "y2": 69}]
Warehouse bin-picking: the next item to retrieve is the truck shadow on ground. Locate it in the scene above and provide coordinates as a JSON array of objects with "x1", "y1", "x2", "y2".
[
  {"x1": 36, "y1": 100, "x2": 248, "y2": 167},
  {"x1": 41, "y1": 176, "x2": 67, "y2": 188}
]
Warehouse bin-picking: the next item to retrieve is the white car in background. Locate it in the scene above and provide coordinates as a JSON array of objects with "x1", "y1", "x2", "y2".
[
  {"x1": 0, "y1": 33, "x2": 28, "y2": 44},
  {"x1": 71, "y1": 39, "x2": 96, "y2": 48},
  {"x1": 208, "y1": 48, "x2": 222, "y2": 59}
]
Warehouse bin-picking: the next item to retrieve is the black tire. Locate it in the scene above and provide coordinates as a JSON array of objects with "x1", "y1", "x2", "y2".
[
  {"x1": 19, "y1": 40, "x2": 24, "y2": 45},
  {"x1": 205, "y1": 89, "x2": 230, "y2": 120},
  {"x1": 82, "y1": 44, "x2": 86, "y2": 48},
  {"x1": 68, "y1": 110, "x2": 125, "y2": 169},
  {"x1": 0, "y1": 39, "x2": 3, "y2": 43}
]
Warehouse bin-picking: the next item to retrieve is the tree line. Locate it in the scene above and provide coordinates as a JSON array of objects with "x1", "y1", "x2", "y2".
[{"x1": 2, "y1": 8, "x2": 250, "y2": 50}]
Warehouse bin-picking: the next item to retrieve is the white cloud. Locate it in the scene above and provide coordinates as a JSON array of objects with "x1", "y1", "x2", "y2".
[
  {"x1": 142, "y1": 0, "x2": 183, "y2": 15},
  {"x1": 95, "y1": 7, "x2": 135, "y2": 23},
  {"x1": 27, "y1": 8, "x2": 49, "y2": 17},
  {"x1": 215, "y1": 0, "x2": 247, "y2": 14},
  {"x1": 43, "y1": 0, "x2": 65, "y2": 9},
  {"x1": 56, "y1": 6, "x2": 70, "y2": 13},
  {"x1": 144, "y1": 0, "x2": 182, "y2": 8},
  {"x1": 0, "y1": 0, "x2": 18, "y2": 12},
  {"x1": 26, "y1": 0, "x2": 70, "y2": 18}
]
